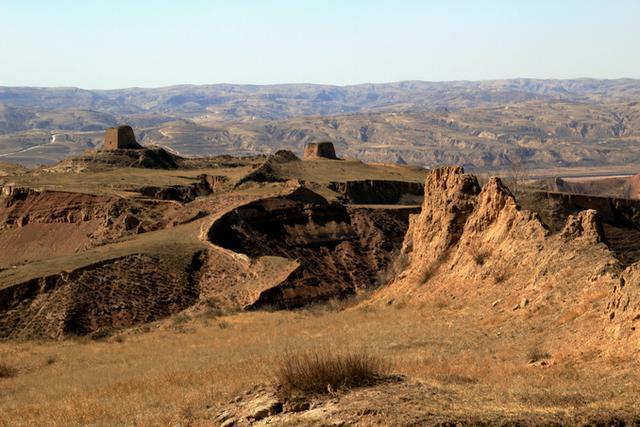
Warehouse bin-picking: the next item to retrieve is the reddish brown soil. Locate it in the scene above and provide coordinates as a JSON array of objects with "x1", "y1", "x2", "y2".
[
  {"x1": 0, "y1": 189, "x2": 185, "y2": 265},
  {"x1": 0, "y1": 252, "x2": 201, "y2": 339}
]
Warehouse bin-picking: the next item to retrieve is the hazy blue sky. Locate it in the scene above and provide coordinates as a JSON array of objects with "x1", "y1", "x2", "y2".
[{"x1": 1, "y1": 0, "x2": 639, "y2": 89}]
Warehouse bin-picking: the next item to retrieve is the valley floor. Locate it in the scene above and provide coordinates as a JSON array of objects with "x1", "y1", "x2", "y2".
[{"x1": 1, "y1": 299, "x2": 638, "y2": 426}]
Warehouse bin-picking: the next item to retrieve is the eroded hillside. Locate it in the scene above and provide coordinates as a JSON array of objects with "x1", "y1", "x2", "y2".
[{"x1": 0, "y1": 144, "x2": 426, "y2": 339}]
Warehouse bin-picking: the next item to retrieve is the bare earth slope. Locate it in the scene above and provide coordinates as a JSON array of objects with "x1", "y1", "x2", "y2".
[{"x1": 379, "y1": 167, "x2": 639, "y2": 358}]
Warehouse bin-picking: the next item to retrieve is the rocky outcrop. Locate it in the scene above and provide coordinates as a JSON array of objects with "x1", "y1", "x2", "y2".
[
  {"x1": 379, "y1": 166, "x2": 640, "y2": 356},
  {"x1": 607, "y1": 265, "x2": 640, "y2": 327},
  {"x1": 561, "y1": 209, "x2": 606, "y2": 244},
  {"x1": 392, "y1": 169, "x2": 550, "y2": 289},
  {"x1": 303, "y1": 142, "x2": 338, "y2": 160}
]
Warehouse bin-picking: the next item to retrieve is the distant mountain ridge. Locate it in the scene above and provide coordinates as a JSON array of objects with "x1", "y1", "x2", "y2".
[
  {"x1": 1, "y1": 79, "x2": 640, "y2": 168},
  {"x1": 2, "y1": 78, "x2": 639, "y2": 121}
]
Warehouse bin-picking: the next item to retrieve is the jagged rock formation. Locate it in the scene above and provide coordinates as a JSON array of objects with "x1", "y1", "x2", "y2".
[
  {"x1": 561, "y1": 209, "x2": 606, "y2": 244},
  {"x1": 303, "y1": 142, "x2": 338, "y2": 160},
  {"x1": 379, "y1": 166, "x2": 639, "y2": 356},
  {"x1": 103, "y1": 125, "x2": 143, "y2": 150}
]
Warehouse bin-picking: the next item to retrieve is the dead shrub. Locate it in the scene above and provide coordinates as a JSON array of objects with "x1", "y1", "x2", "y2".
[
  {"x1": 527, "y1": 347, "x2": 551, "y2": 363},
  {"x1": 0, "y1": 362, "x2": 17, "y2": 379},
  {"x1": 199, "y1": 298, "x2": 227, "y2": 319},
  {"x1": 469, "y1": 243, "x2": 490, "y2": 266},
  {"x1": 274, "y1": 349, "x2": 388, "y2": 395},
  {"x1": 492, "y1": 269, "x2": 510, "y2": 283},
  {"x1": 172, "y1": 312, "x2": 191, "y2": 325},
  {"x1": 217, "y1": 320, "x2": 230, "y2": 329}
]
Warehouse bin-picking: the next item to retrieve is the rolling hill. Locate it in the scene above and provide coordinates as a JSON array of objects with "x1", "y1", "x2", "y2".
[{"x1": 1, "y1": 79, "x2": 640, "y2": 170}]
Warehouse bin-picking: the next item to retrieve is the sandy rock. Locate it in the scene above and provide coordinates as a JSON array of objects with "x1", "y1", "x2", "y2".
[
  {"x1": 220, "y1": 419, "x2": 236, "y2": 427},
  {"x1": 245, "y1": 396, "x2": 283, "y2": 421},
  {"x1": 561, "y1": 209, "x2": 606, "y2": 244},
  {"x1": 375, "y1": 166, "x2": 640, "y2": 359}
]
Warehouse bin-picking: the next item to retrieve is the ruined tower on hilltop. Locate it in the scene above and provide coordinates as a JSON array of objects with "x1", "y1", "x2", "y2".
[
  {"x1": 103, "y1": 125, "x2": 143, "y2": 150},
  {"x1": 303, "y1": 141, "x2": 338, "y2": 160}
]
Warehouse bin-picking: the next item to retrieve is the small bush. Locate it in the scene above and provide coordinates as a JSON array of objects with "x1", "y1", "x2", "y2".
[
  {"x1": 527, "y1": 347, "x2": 551, "y2": 363},
  {"x1": 218, "y1": 320, "x2": 230, "y2": 329},
  {"x1": 469, "y1": 244, "x2": 490, "y2": 266},
  {"x1": 200, "y1": 298, "x2": 226, "y2": 319},
  {"x1": 45, "y1": 355, "x2": 58, "y2": 365},
  {"x1": 0, "y1": 362, "x2": 17, "y2": 379},
  {"x1": 172, "y1": 312, "x2": 190, "y2": 325},
  {"x1": 274, "y1": 350, "x2": 387, "y2": 395},
  {"x1": 492, "y1": 269, "x2": 509, "y2": 283}
]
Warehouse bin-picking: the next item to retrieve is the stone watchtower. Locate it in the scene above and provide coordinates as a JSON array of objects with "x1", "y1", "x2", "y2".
[
  {"x1": 303, "y1": 142, "x2": 338, "y2": 160},
  {"x1": 103, "y1": 125, "x2": 143, "y2": 150}
]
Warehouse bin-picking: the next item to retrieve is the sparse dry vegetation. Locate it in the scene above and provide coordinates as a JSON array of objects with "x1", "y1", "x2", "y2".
[
  {"x1": 0, "y1": 361, "x2": 17, "y2": 379},
  {"x1": 469, "y1": 243, "x2": 490, "y2": 266},
  {"x1": 0, "y1": 304, "x2": 637, "y2": 425},
  {"x1": 274, "y1": 349, "x2": 387, "y2": 395},
  {"x1": 527, "y1": 347, "x2": 551, "y2": 363}
]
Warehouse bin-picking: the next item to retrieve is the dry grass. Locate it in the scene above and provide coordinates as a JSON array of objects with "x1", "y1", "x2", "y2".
[
  {"x1": 0, "y1": 302, "x2": 638, "y2": 425},
  {"x1": 275, "y1": 349, "x2": 387, "y2": 395},
  {"x1": 0, "y1": 361, "x2": 17, "y2": 379}
]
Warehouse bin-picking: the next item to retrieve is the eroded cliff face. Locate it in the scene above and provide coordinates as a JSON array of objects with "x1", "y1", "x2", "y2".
[
  {"x1": 380, "y1": 167, "x2": 639, "y2": 356},
  {"x1": 207, "y1": 187, "x2": 417, "y2": 308},
  {"x1": 328, "y1": 180, "x2": 424, "y2": 204},
  {"x1": 0, "y1": 252, "x2": 201, "y2": 340}
]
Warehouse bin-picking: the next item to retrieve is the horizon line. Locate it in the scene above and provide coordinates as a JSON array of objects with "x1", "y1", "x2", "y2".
[{"x1": 1, "y1": 76, "x2": 639, "y2": 92}]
